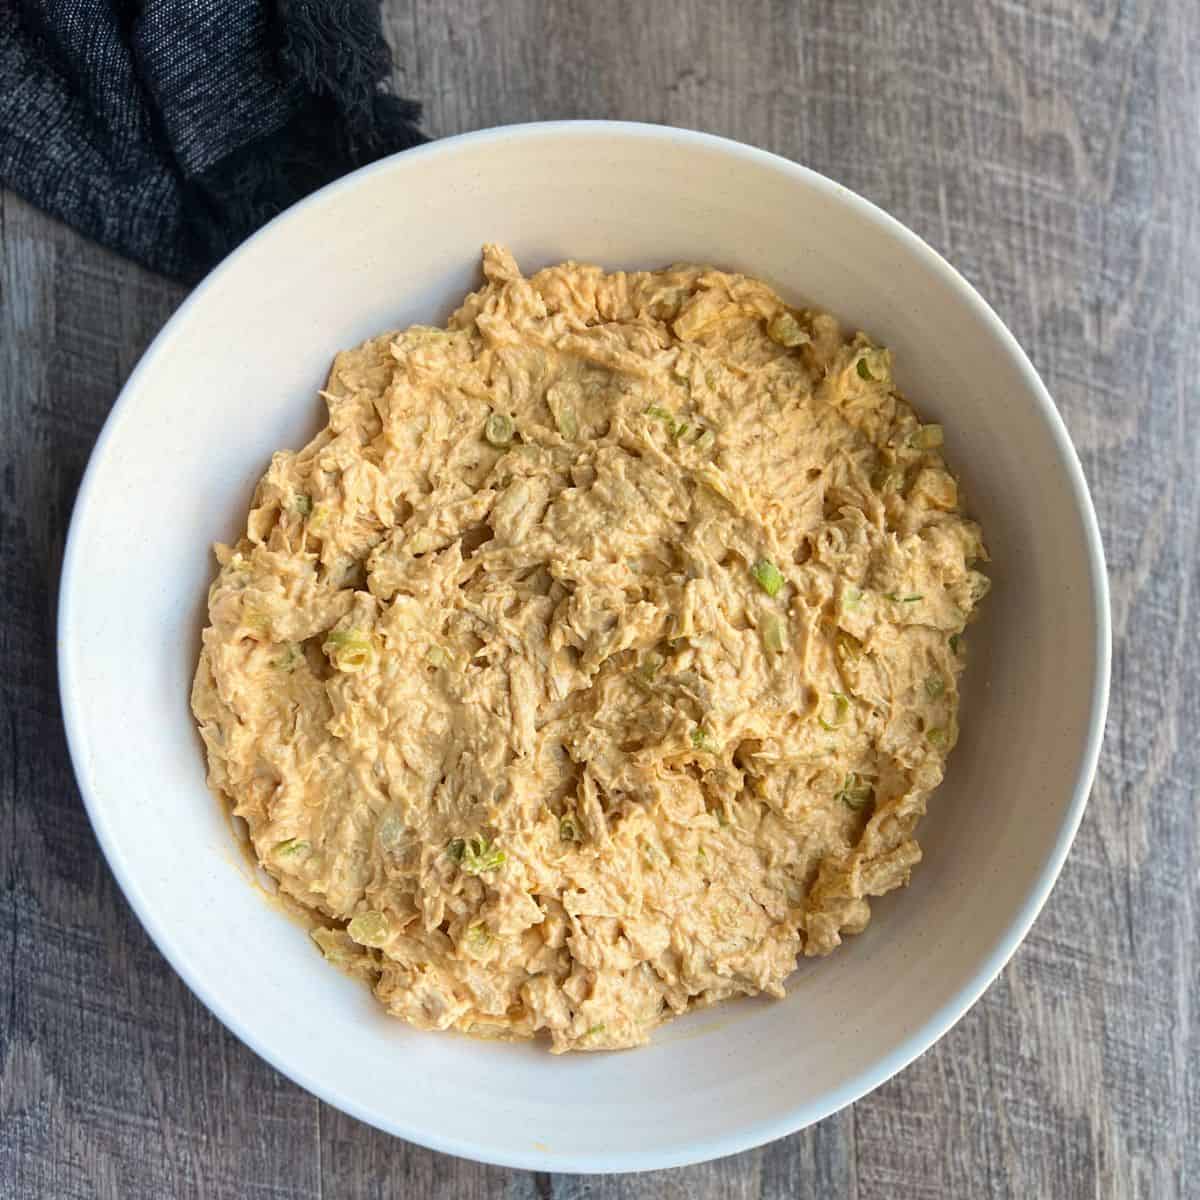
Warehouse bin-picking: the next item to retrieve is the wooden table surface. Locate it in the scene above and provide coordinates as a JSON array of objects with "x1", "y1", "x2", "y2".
[{"x1": 3, "y1": 2, "x2": 1197, "y2": 1196}]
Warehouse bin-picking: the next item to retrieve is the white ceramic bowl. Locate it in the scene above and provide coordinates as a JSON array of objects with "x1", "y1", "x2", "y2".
[{"x1": 59, "y1": 122, "x2": 1109, "y2": 1172}]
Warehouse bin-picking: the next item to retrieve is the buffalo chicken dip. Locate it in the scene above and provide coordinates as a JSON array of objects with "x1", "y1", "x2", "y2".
[{"x1": 192, "y1": 246, "x2": 989, "y2": 1052}]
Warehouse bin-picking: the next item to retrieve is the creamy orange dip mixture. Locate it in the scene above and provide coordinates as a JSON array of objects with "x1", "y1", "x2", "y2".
[{"x1": 193, "y1": 247, "x2": 988, "y2": 1052}]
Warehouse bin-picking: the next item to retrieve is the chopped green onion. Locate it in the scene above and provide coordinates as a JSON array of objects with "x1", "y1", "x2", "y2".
[
  {"x1": 924, "y1": 675, "x2": 946, "y2": 699},
  {"x1": 884, "y1": 593, "x2": 924, "y2": 603},
  {"x1": 841, "y1": 585, "x2": 863, "y2": 611},
  {"x1": 274, "y1": 837, "x2": 310, "y2": 857},
  {"x1": 761, "y1": 614, "x2": 786, "y2": 654},
  {"x1": 484, "y1": 412, "x2": 514, "y2": 447},
  {"x1": 949, "y1": 634, "x2": 962, "y2": 655},
  {"x1": 293, "y1": 493, "x2": 313, "y2": 516},
  {"x1": 909, "y1": 424, "x2": 944, "y2": 450},
  {"x1": 559, "y1": 813, "x2": 581, "y2": 843},
  {"x1": 448, "y1": 834, "x2": 506, "y2": 874},
  {"x1": 646, "y1": 406, "x2": 701, "y2": 445},
  {"x1": 818, "y1": 692, "x2": 851, "y2": 731},
  {"x1": 645, "y1": 404, "x2": 680, "y2": 437},
  {"x1": 836, "y1": 773, "x2": 874, "y2": 810},
  {"x1": 767, "y1": 311, "x2": 808, "y2": 348},
  {"x1": 584, "y1": 1023, "x2": 606, "y2": 1037},
  {"x1": 323, "y1": 628, "x2": 374, "y2": 672},
  {"x1": 271, "y1": 643, "x2": 302, "y2": 671},
  {"x1": 464, "y1": 922, "x2": 493, "y2": 953},
  {"x1": 347, "y1": 911, "x2": 389, "y2": 947},
  {"x1": 751, "y1": 558, "x2": 785, "y2": 597},
  {"x1": 926, "y1": 727, "x2": 948, "y2": 748},
  {"x1": 638, "y1": 651, "x2": 664, "y2": 681},
  {"x1": 691, "y1": 726, "x2": 718, "y2": 753},
  {"x1": 854, "y1": 348, "x2": 890, "y2": 383},
  {"x1": 556, "y1": 408, "x2": 578, "y2": 439}
]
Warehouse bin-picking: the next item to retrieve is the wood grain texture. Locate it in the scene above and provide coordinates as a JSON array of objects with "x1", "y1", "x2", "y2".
[{"x1": 2, "y1": 2, "x2": 1196, "y2": 1196}]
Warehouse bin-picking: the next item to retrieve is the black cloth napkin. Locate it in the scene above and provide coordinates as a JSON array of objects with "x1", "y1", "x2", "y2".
[{"x1": 0, "y1": 0, "x2": 427, "y2": 283}]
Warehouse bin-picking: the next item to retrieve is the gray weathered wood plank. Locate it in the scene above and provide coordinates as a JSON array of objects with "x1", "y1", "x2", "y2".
[{"x1": 2, "y1": 1, "x2": 1196, "y2": 1197}]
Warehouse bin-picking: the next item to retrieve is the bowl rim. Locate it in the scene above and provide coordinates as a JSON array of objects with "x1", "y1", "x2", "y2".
[{"x1": 57, "y1": 119, "x2": 1111, "y2": 1173}]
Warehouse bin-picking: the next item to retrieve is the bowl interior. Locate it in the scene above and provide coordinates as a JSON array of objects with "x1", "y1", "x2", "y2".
[{"x1": 59, "y1": 123, "x2": 1107, "y2": 1172}]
